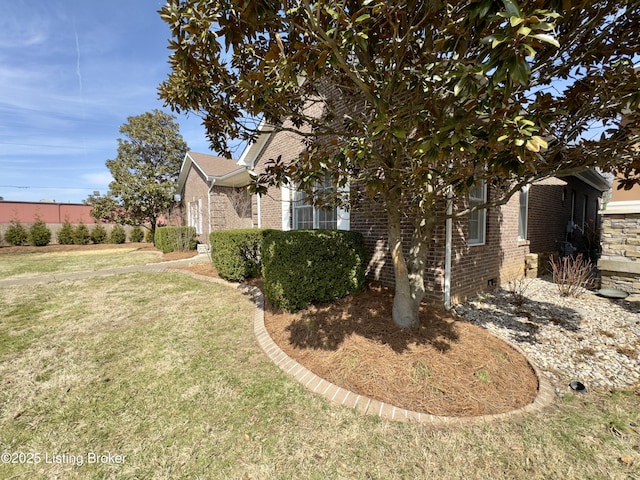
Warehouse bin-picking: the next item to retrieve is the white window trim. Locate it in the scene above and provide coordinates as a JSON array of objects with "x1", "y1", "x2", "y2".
[
  {"x1": 336, "y1": 181, "x2": 350, "y2": 230},
  {"x1": 281, "y1": 184, "x2": 291, "y2": 231},
  {"x1": 468, "y1": 181, "x2": 487, "y2": 246},
  {"x1": 187, "y1": 199, "x2": 203, "y2": 235},
  {"x1": 518, "y1": 185, "x2": 529, "y2": 241}
]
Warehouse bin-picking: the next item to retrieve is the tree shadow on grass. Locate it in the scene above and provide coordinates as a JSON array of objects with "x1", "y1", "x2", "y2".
[{"x1": 279, "y1": 284, "x2": 459, "y2": 354}]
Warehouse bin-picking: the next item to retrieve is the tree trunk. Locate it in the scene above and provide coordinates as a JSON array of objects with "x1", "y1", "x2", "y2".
[{"x1": 386, "y1": 193, "x2": 434, "y2": 328}]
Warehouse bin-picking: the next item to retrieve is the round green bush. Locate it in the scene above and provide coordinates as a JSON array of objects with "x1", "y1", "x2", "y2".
[
  {"x1": 109, "y1": 225, "x2": 126, "y2": 244},
  {"x1": 29, "y1": 220, "x2": 52, "y2": 246},
  {"x1": 262, "y1": 230, "x2": 368, "y2": 312},
  {"x1": 129, "y1": 226, "x2": 144, "y2": 243},
  {"x1": 73, "y1": 223, "x2": 91, "y2": 245},
  {"x1": 57, "y1": 219, "x2": 75, "y2": 245},
  {"x1": 5, "y1": 221, "x2": 28, "y2": 246},
  {"x1": 91, "y1": 224, "x2": 108, "y2": 244}
]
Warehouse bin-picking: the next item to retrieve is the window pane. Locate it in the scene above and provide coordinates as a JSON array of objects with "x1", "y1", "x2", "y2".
[
  {"x1": 518, "y1": 187, "x2": 528, "y2": 240},
  {"x1": 468, "y1": 213, "x2": 479, "y2": 240},
  {"x1": 294, "y1": 205, "x2": 313, "y2": 230},
  {"x1": 318, "y1": 207, "x2": 337, "y2": 229},
  {"x1": 468, "y1": 181, "x2": 486, "y2": 245}
]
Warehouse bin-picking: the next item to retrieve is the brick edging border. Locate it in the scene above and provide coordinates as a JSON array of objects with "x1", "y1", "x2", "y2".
[{"x1": 234, "y1": 282, "x2": 556, "y2": 426}]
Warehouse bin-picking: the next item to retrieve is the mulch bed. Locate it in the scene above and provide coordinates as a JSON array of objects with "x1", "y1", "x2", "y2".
[{"x1": 263, "y1": 284, "x2": 539, "y2": 417}]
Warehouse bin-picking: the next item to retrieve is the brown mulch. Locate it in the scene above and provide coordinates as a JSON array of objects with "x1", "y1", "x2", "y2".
[{"x1": 263, "y1": 284, "x2": 538, "y2": 417}]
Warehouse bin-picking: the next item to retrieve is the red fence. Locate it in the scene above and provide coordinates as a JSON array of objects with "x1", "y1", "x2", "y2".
[{"x1": 0, "y1": 201, "x2": 96, "y2": 224}]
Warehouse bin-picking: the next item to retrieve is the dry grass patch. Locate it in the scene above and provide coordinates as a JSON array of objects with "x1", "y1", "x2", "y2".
[
  {"x1": 0, "y1": 267, "x2": 639, "y2": 479},
  {"x1": 0, "y1": 244, "x2": 161, "y2": 280}
]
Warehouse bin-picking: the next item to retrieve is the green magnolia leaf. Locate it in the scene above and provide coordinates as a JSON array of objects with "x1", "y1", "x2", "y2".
[
  {"x1": 517, "y1": 26, "x2": 531, "y2": 36},
  {"x1": 391, "y1": 126, "x2": 406, "y2": 139},
  {"x1": 502, "y1": 0, "x2": 522, "y2": 17},
  {"x1": 510, "y1": 16, "x2": 524, "y2": 27},
  {"x1": 532, "y1": 33, "x2": 560, "y2": 48}
]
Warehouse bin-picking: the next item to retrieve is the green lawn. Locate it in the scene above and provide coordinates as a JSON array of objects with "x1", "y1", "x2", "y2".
[
  {"x1": 0, "y1": 247, "x2": 160, "y2": 280},
  {"x1": 0, "y1": 254, "x2": 638, "y2": 479}
]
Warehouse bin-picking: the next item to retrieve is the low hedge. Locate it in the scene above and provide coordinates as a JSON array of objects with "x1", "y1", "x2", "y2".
[
  {"x1": 155, "y1": 226, "x2": 197, "y2": 254},
  {"x1": 210, "y1": 229, "x2": 274, "y2": 281},
  {"x1": 262, "y1": 229, "x2": 368, "y2": 312}
]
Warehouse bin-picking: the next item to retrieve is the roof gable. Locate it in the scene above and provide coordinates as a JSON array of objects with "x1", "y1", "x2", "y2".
[{"x1": 177, "y1": 152, "x2": 251, "y2": 194}]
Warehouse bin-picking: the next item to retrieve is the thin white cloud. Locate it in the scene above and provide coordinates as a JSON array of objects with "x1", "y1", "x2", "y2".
[{"x1": 82, "y1": 172, "x2": 113, "y2": 186}]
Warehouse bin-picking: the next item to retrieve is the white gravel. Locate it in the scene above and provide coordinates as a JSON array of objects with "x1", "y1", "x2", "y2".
[{"x1": 454, "y1": 276, "x2": 640, "y2": 396}]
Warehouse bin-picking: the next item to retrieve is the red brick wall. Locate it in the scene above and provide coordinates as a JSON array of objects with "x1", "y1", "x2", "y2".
[
  {"x1": 250, "y1": 123, "x2": 310, "y2": 230},
  {"x1": 350, "y1": 196, "x2": 446, "y2": 304},
  {"x1": 351, "y1": 189, "x2": 530, "y2": 306},
  {"x1": 449, "y1": 189, "x2": 529, "y2": 304}
]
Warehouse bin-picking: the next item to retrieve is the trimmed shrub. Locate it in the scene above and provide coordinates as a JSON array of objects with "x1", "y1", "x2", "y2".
[
  {"x1": 29, "y1": 219, "x2": 52, "y2": 246},
  {"x1": 129, "y1": 226, "x2": 144, "y2": 243},
  {"x1": 210, "y1": 229, "x2": 275, "y2": 281},
  {"x1": 57, "y1": 219, "x2": 75, "y2": 245},
  {"x1": 154, "y1": 226, "x2": 196, "y2": 254},
  {"x1": 5, "y1": 220, "x2": 28, "y2": 246},
  {"x1": 262, "y1": 230, "x2": 368, "y2": 312},
  {"x1": 91, "y1": 224, "x2": 108, "y2": 244},
  {"x1": 109, "y1": 225, "x2": 127, "y2": 244},
  {"x1": 145, "y1": 229, "x2": 154, "y2": 243},
  {"x1": 73, "y1": 222, "x2": 91, "y2": 245}
]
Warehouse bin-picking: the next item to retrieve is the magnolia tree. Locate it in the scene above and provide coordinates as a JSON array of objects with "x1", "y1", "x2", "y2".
[
  {"x1": 88, "y1": 110, "x2": 188, "y2": 240},
  {"x1": 159, "y1": 0, "x2": 640, "y2": 327}
]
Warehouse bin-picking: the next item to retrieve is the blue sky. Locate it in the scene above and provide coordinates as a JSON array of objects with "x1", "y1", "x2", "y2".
[{"x1": 1, "y1": 1, "x2": 229, "y2": 204}]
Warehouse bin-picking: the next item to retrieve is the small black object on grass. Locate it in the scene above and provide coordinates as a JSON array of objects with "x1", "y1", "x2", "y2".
[{"x1": 569, "y1": 381, "x2": 586, "y2": 393}]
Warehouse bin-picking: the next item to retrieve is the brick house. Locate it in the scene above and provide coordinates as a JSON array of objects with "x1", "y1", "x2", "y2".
[
  {"x1": 181, "y1": 120, "x2": 607, "y2": 307},
  {"x1": 177, "y1": 151, "x2": 253, "y2": 243}
]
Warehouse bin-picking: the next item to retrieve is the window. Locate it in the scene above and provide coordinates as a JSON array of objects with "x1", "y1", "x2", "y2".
[
  {"x1": 468, "y1": 181, "x2": 487, "y2": 246},
  {"x1": 292, "y1": 174, "x2": 337, "y2": 230},
  {"x1": 187, "y1": 200, "x2": 202, "y2": 235},
  {"x1": 518, "y1": 185, "x2": 529, "y2": 241}
]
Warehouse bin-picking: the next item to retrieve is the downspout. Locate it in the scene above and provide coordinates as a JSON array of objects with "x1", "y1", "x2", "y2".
[
  {"x1": 444, "y1": 187, "x2": 453, "y2": 310},
  {"x1": 207, "y1": 178, "x2": 216, "y2": 241},
  {"x1": 256, "y1": 192, "x2": 262, "y2": 228}
]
